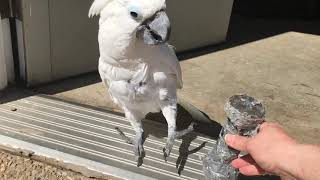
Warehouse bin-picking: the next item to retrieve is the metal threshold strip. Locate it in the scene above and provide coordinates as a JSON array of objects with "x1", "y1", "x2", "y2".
[{"x1": 0, "y1": 95, "x2": 217, "y2": 180}]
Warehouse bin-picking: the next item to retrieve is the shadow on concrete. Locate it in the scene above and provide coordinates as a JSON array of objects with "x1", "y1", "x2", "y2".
[
  {"x1": 176, "y1": 132, "x2": 206, "y2": 175},
  {"x1": 178, "y1": 14, "x2": 320, "y2": 61},
  {"x1": 239, "y1": 174, "x2": 281, "y2": 180},
  {"x1": 233, "y1": 0, "x2": 320, "y2": 18},
  {"x1": 0, "y1": 87, "x2": 36, "y2": 105},
  {"x1": 145, "y1": 104, "x2": 222, "y2": 174},
  {"x1": 146, "y1": 104, "x2": 222, "y2": 139},
  {"x1": 32, "y1": 72, "x2": 101, "y2": 95},
  {"x1": 0, "y1": 72, "x2": 101, "y2": 105}
]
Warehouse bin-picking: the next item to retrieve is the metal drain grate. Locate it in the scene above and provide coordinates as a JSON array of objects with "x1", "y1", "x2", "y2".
[{"x1": 0, "y1": 95, "x2": 217, "y2": 180}]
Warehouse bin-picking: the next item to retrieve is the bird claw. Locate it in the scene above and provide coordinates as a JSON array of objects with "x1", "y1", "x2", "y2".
[
  {"x1": 175, "y1": 122, "x2": 197, "y2": 139},
  {"x1": 163, "y1": 122, "x2": 197, "y2": 161},
  {"x1": 133, "y1": 133, "x2": 145, "y2": 167},
  {"x1": 115, "y1": 127, "x2": 133, "y2": 144},
  {"x1": 134, "y1": 145, "x2": 145, "y2": 166},
  {"x1": 163, "y1": 143, "x2": 173, "y2": 162}
]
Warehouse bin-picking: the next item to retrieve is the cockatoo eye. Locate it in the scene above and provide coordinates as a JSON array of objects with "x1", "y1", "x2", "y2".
[
  {"x1": 128, "y1": 5, "x2": 142, "y2": 20},
  {"x1": 130, "y1": 11, "x2": 139, "y2": 18}
]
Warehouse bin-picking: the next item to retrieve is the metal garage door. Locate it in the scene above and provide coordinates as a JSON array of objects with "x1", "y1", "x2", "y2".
[{"x1": 14, "y1": 0, "x2": 233, "y2": 86}]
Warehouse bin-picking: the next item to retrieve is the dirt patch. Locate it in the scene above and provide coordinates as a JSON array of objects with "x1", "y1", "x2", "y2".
[{"x1": 0, "y1": 151, "x2": 106, "y2": 180}]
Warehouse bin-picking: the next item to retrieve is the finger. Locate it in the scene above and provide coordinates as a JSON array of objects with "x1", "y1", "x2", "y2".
[
  {"x1": 239, "y1": 164, "x2": 266, "y2": 176},
  {"x1": 225, "y1": 134, "x2": 250, "y2": 152},
  {"x1": 259, "y1": 122, "x2": 279, "y2": 132},
  {"x1": 231, "y1": 155, "x2": 256, "y2": 168}
]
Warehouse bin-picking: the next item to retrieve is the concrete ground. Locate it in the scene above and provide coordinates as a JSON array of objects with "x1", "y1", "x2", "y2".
[
  {"x1": 1, "y1": 14, "x2": 320, "y2": 179},
  {"x1": 34, "y1": 31, "x2": 320, "y2": 144},
  {"x1": 0, "y1": 151, "x2": 106, "y2": 180}
]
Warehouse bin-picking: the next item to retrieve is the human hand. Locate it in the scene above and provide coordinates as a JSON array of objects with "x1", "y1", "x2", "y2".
[{"x1": 225, "y1": 122, "x2": 299, "y2": 178}]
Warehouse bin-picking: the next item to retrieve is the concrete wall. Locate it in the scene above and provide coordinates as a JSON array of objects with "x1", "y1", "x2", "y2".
[
  {"x1": 17, "y1": 0, "x2": 98, "y2": 86},
  {"x1": 0, "y1": 0, "x2": 17, "y2": 84},
  {"x1": 0, "y1": 17, "x2": 8, "y2": 90},
  {"x1": 48, "y1": 0, "x2": 99, "y2": 80},
  {"x1": 18, "y1": 0, "x2": 234, "y2": 86},
  {"x1": 18, "y1": 0, "x2": 52, "y2": 85},
  {"x1": 167, "y1": 0, "x2": 234, "y2": 52},
  {"x1": 1, "y1": 19, "x2": 14, "y2": 82}
]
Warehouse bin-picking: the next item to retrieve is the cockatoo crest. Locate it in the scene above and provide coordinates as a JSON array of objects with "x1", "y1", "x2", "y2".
[
  {"x1": 89, "y1": 0, "x2": 166, "y2": 19},
  {"x1": 88, "y1": 0, "x2": 112, "y2": 17}
]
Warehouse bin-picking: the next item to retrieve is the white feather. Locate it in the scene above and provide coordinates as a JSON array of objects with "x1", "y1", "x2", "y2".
[
  {"x1": 91, "y1": 1, "x2": 182, "y2": 158},
  {"x1": 95, "y1": 0, "x2": 180, "y2": 109},
  {"x1": 88, "y1": 0, "x2": 111, "y2": 18}
]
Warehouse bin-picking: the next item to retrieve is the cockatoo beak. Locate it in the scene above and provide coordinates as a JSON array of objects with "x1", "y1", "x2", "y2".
[{"x1": 136, "y1": 10, "x2": 171, "y2": 45}]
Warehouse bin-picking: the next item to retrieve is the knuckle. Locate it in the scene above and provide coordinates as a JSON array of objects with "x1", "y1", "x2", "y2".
[
  {"x1": 261, "y1": 122, "x2": 280, "y2": 131},
  {"x1": 246, "y1": 142, "x2": 255, "y2": 152},
  {"x1": 269, "y1": 122, "x2": 280, "y2": 128}
]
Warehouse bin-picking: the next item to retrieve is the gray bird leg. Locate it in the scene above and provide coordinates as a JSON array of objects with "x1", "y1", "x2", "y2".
[
  {"x1": 174, "y1": 122, "x2": 196, "y2": 138},
  {"x1": 133, "y1": 130, "x2": 145, "y2": 166},
  {"x1": 202, "y1": 95, "x2": 266, "y2": 180},
  {"x1": 115, "y1": 127, "x2": 133, "y2": 144},
  {"x1": 163, "y1": 126, "x2": 175, "y2": 161},
  {"x1": 162, "y1": 105, "x2": 196, "y2": 161},
  {"x1": 124, "y1": 109, "x2": 145, "y2": 166},
  {"x1": 162, "y1": 105, "x2": 177, "y2": 161},
  {"x1": 163, "y1": 125, "x2": 196, "y2": 162}
]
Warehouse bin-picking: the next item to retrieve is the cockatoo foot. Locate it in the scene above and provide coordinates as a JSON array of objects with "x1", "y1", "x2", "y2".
[
  {"x1": 133, "y1": 132, "x2": 145, "y2": 167},
  {"x1": 175, "y1": 122, "x2": 197, "y2": 139},
  {"x1": 163, "y1": 122, "x2": 197, "y2": 161}
]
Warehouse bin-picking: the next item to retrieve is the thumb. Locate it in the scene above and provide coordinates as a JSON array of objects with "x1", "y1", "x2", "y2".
[{"x1": 225, "y1": 134, "x2": 250, "y2": 152}]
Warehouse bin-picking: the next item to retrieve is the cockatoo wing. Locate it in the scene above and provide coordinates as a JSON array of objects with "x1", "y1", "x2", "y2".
[{"x1": 158, "y1": 45, "x2": 183, "y2": 89}]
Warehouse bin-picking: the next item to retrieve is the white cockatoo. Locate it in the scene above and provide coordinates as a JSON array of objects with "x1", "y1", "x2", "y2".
[{"x1": 89, "y1": 0, "x2": 193, "y2": 165}]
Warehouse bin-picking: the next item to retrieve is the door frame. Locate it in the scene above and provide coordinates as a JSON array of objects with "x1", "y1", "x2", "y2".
[
  {"x1": 0, "y1": 16, "x2": 8, "y2": 90},
  {"x1": 16, "y1": 0, "x2": 52, "y2": 86}
]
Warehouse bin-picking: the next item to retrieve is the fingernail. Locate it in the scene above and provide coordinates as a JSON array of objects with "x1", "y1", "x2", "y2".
[{"x1": 225, "y1": 134, "x2": 234, "y2": 144}]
